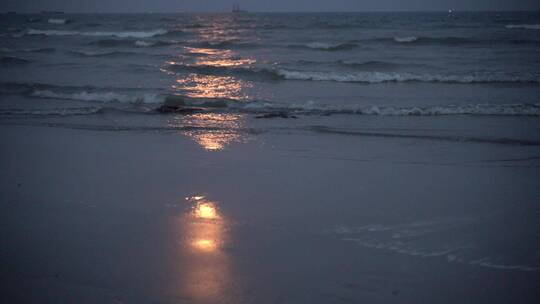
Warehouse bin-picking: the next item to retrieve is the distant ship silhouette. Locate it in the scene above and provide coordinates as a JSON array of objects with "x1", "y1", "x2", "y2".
[{"x1": 232, "y1": 4, "x2": 247, "y2": 13}]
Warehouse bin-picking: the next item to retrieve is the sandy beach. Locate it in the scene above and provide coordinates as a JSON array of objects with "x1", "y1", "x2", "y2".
[{"x1": 2, "y1": 117, "x2": 540, "y2": 303}]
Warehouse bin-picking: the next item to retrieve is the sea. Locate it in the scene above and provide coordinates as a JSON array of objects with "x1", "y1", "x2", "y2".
[{"x1": 1, "y1": 12, "x2": 540, "y2": 142}]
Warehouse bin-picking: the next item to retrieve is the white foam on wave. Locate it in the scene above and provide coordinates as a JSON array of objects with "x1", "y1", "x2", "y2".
[
  {"x1": 469, "y1": 258, "x2": 539, "y2": 272},
  {"x1": 0, "y1": 107, "x2": 101, "y2": 116},
  {"x1": 243, "y1": 100, "x2": 540, "y2": 116},
  {"x1": 305, "y1": 42, "x2": 336, "y2": 49},
  {"x1": 394, "y1": 36, "x2": 418, "y2": 43},
  {"x1": 276, "y1": 69, "x2": 540, "y2": 84},
  {"x1": 355, "y1": 104, "x2": 540, "y2": 116},
  {"x1": 48, "y1": 18, "x2": 67, "y2": 25},
  {"x1": 299, "y1": 41, "x2": 355, "y2": 50},
  {"x1": 31, "y1": 90, "x2": 163, "y2": 104},
  {"x1": 134, "y1": 40, "x2": 155, "y2": 47},
  {"x1": 27, "y1": 28, "x2": 167, "y2": 38},
  {"x1": 506, "y1": 24, "x2": 540, "y2": 30},
  {"x1": 76, "y1": 50, "x2": 112, "y2": 56}
]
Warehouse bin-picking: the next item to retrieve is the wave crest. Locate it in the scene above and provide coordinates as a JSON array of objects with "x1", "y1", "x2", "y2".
[
  {"x1": 27, "y1": 28, "x2": 168, "y2": 38},
  {"x1": 241, "y1": 101, "x2": 540, "y2": 117},
  {"x1": 31, "y1": 90, "x2": 163, "y2": 104},
  {"x1": 289, "y1": 41, "x2": 358, "y2": 51},
  {"x1": 48, "y1": 18, "x2": 69, "y2": 25},
  {"x1": 506, "y1": 24, "x2": 540, "y2": 30},
  {"x1": 276, "y1": 70, "x2": 540, "y2": 84},
  {"x1": 392, "y1": 36, "x2": 472, "y2": 45}
]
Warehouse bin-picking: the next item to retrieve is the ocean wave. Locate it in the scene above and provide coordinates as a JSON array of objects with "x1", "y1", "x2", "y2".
[
  {"x1": 184, "y1": 23, "x2": 206, "y2": 29},
  {"x1": 158, "y1": 29, "x2": 185, "y2": 37},
  {"x1": 134, "y1": 40, "x2": 155, "y2": 47},
  {"x1": 88, "y1": 39, "x2": 173, "y2": 48},
  {"x1": 289, "y1": 41, "x2": 358, "y2": 51},
  {"x1": 192, "y1": 39, "x2": 259, "y2": 49},
  {"x1": 240, "y1": 101, "x2": 540, "y2": 117},
  {"x1": 0, "y1": 107, "x2": 102, "y2": 117},
  {"x1": 67, "y1": 50, "x2": 140, "y2": 57},
  {"x1": 276, "y1": 70, "x2": 540, "y2": 84},
  {"x1": 166, "y1": 63, "x2": 280, "y2": 80},
  {"x1": 4, "y1": 81, "x2": 540, "y2": 117},
  {"x1": 392, "y1": 36, "x2": 472, "y2": 45},
  {"x1": 31, "y1": 90, "x2": 163, "y2": 104},
  {"x1": 0, "y1": 47, "x2": 54, "y2": 53},
  {"x1": 506, "y1": 24, "x2": 540, "y2": 30},
  {"x1": 167, "y1": 62, "x2": 540, "y2": 84},
  {"x1": 298, "y1": 60, "x2": 410, "y2": 71},
  {"x1": 134, "y1": 40, "x2": 174, "y2": 47},
  {"x1": 26, "y1": 28, "x2": 168, "y2": 38},
  {"x1": 468, "y1": 258, "x2": 539, "y2": 272},
  {"x1": 89, "y1": 39, "x2": 134, "y2": 47},
  {"x1": 393, "y1": 36, "x2": 418, "y2": 43},
  {"x1": 48, "y1": 18, "x2": 69, "y2": 25}
]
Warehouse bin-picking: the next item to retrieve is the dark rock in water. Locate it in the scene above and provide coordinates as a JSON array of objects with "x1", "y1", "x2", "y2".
[
  {"x1": 255, "y1": 112, "x2": 297, "y2": 119},
  {"x1": 200, "y1": 99, "x2": 228, "y2": 108},
  {"x1": 156, "y1": 95, "x2": 202, "y2": 113},
  {"x1": 164, "y1": 95, "x2": 186, "y2": 107},
  {"x1": 392, "y1": 290, "x2": 400, "y2": 296}
]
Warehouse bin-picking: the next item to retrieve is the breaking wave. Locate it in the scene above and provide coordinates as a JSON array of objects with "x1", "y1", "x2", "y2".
[
  {"x1": 0, "y1": 107, "x2": 103, "y2": 117},
  {"x1": 240, "y1": 101, "x2": 540, "y2": 117},
  {"x1": 191, "y1": 39, "x2": 259, "y2": 49},
  {"x1": 167, "y1": 63, "x2": 280, "y2": 80},
  {"x1": 89, "y1": 39, "x2": 174, "y2": 48},
  {"x1": 297, "y1": 60, "x2": 417, "y2": 71},
  {"x1": 276, "y1": 70, "x2": 540, "y2": 84},
  {"x1": 68, "y1": 50, "x2": 141, "y2": 57},
  {"x1": 31, "y1": 90, "x2": 163, "y2": 104},
  {"x1": 289, "y1": 41, "x2": 358, "y2": 51},
  {"x1": 0, "y1": 47, "x2": 54, "y2": 53},
  {"x1": 3, "y1": 82, "x2": 540, "y2": 118},
  {"x1": 394, "y1": 36, "x2": 418, "y2": 43},
  {"x1": 167, "y1": 62, "x2": 539, "y2": 84},
  {"x1": 26, "y1": 28, "x2": 168, "y2": 38},
  {"x1": 506, "y1": 24, "x2": 540, "y2": 30},
  {"x1": 392, "y1": 36, "x2": 473, "y2": 45},
  {"x1": 48, "y1": 18, "x2": 69, "y2": 25}
]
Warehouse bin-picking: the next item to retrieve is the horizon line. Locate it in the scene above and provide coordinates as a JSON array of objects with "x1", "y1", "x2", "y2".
[{"x1": 2, "y1": 9, "x2": 540, "y2": 14}]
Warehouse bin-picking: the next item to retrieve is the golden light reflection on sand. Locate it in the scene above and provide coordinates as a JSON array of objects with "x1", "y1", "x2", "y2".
[
  {"x1": 194, "y1": 202, "x2": 220, "y2": 220},
  {"x1": 186, "y1": 196, "x2": 224, "y2": 253},
  {"x1": 173, "y1": 195, "x2": 232, "y2": 302},
  {"x1": 168, "y1": 113, "x2": 247, "y2": 151},
  {"x1": 192, "y1": 238, "x2": 218, "y2": 252}
]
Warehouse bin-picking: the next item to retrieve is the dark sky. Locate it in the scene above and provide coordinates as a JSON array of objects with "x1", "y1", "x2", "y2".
[{"x1": 2, "y1": 0, "x2": 539, "y2": 13}]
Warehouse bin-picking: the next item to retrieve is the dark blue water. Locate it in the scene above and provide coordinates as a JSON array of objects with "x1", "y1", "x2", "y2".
[{"x1": 1, "y1": 12, "x2": 540, "y2": 113}]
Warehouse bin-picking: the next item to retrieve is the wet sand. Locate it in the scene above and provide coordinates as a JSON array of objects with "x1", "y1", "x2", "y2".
[{"x1": 1, "y1": 124, "x2": 540, "y2": 303}]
